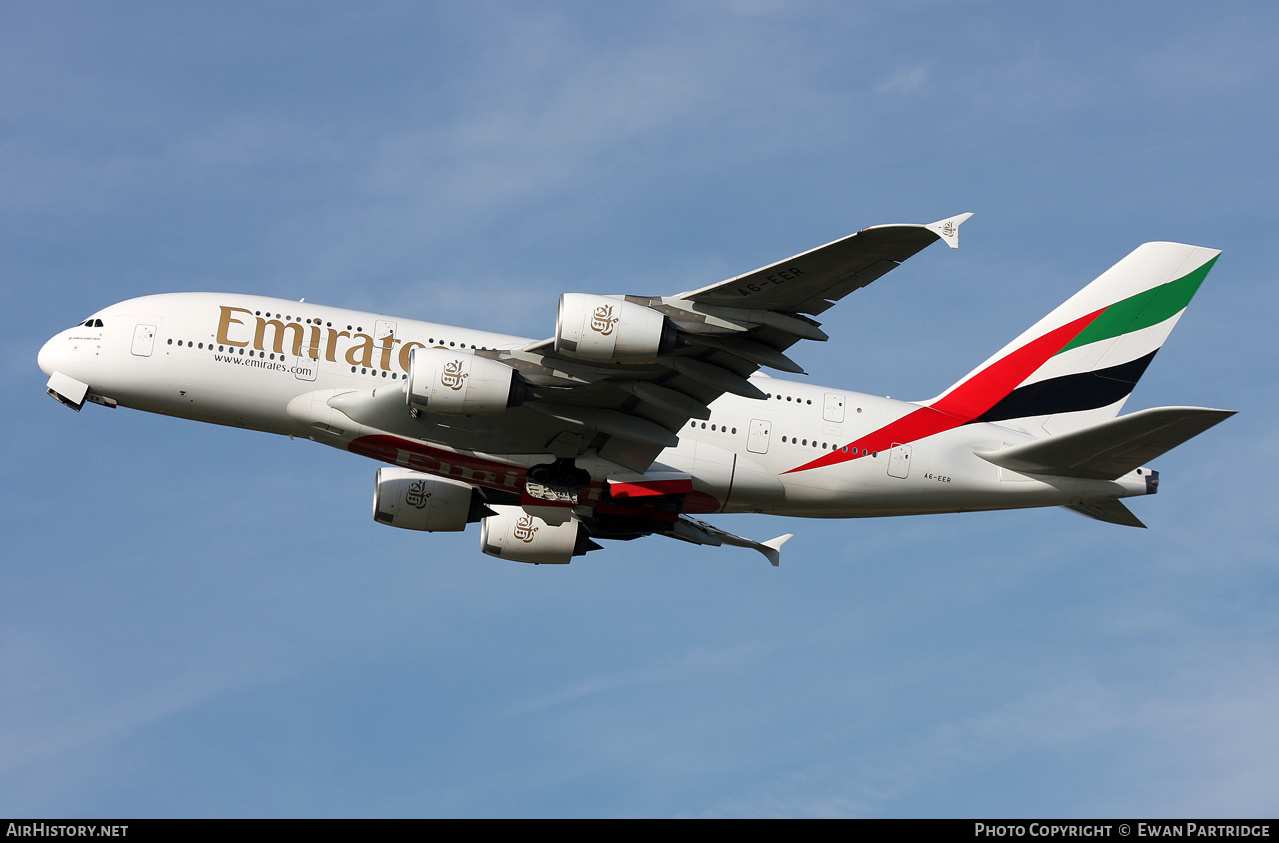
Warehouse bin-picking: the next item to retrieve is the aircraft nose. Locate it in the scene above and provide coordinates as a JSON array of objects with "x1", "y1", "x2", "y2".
[{"x1": 38, "y1": 334, "x2": 59, "y2": 377}]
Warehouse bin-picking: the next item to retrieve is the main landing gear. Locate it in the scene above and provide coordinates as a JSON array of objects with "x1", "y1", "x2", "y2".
[{"x1": 526, "y1": 458, "x2": 592, "y2": 497}]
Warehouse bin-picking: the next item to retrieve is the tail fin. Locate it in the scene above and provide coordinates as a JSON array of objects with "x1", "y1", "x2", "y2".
[{"x1": 927, "y1": 242, "x2": 1220, "y2": 436}]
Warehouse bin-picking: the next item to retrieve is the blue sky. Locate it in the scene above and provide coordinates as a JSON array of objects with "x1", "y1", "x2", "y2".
[{"x1": 4, "y1": 1, "x2": 1277, "y2": 817}]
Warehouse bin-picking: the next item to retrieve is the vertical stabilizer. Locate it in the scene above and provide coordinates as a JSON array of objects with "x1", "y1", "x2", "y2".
[{"x1": 927, "y1": 242, "x2": 1220, "y2": 436}]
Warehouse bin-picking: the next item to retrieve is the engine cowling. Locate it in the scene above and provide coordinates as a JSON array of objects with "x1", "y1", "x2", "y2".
[
  {"x1": 480, "y1": 505, "x2": 594, "y2": 564},
  {"x1": 373, "y1": 467, "x2": 490, "y2": 532},
  {"x1": 555, "y1": 294, "x2": 677, "y2": 364},
  {"x1": 407, "y1": 347, "x2": 525, "y2": 416}
]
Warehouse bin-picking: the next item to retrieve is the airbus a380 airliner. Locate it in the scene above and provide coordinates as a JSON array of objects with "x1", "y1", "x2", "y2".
[{"x1": 38, "y1": 214, "x2": 1232, "y2": 565}]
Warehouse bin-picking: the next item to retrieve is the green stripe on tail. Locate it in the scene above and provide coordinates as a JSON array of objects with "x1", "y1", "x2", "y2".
[{"x1": 1057, "y1": 256, "x2": 1217, "y2": 354}]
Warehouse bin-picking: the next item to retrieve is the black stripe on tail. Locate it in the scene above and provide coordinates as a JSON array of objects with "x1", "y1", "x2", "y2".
[{"x1": 973, "y1": 351, "x2": 1157, "y2": 425}]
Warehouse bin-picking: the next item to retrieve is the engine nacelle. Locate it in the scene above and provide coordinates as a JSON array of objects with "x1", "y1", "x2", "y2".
[
  {"x1": 373, "y1": 468, "x2": 490, "y2": 532},
  {"x1": 555, "y1": 294, "x2": 677, "y2": 364},
  {"x1": 480, "y1": 506, "x2": 592, "y2": 564},
  {"x1": 407, "y1": 347, "x2": 525, "y2": 416}
]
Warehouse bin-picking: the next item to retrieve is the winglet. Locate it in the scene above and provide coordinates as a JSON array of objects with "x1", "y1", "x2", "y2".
[
  {"x1": 760, "y1": 534, "x2": 793, "y2": 567},
  {"x1": 926, "y1": 212, "x2": 974, "y2": 249}
]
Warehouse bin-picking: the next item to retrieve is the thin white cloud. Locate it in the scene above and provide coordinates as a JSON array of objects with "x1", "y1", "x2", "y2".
[{"x1": 874, "y1": 64, "x2": 930, "y2": 96}]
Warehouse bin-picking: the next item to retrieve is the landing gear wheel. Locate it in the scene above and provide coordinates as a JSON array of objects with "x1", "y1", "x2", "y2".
[
  {"x1": 528, "y1": 464, "x2": 558, "y2": 486},
  {"x1": 526, "y1": 458, "x2": 592, "y2": 497}
]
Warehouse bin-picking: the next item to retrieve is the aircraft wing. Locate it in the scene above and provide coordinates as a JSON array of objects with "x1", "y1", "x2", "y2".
[
  {"x1": 677, "y1": 212, "x2": 972, "y2": 315},
  {"x1": 484, "y1": 214, "x2": 973, "y2": 473}
]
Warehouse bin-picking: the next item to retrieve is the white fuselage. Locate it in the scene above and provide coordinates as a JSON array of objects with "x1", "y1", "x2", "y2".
[{"x1": 38, "y1": 293, "x2": 1150, "y2": 520}]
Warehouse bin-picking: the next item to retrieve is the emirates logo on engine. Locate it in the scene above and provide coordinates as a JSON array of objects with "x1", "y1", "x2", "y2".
[
  {"x1": 405, "y1": 479, "x2": 431, "y2": 509},
  {"x1": 590, "y1": 304, "x2": 619, "y2": 336},
  {"x1": 513, "y1": 514, "x2": 539, "y2": 542},
  {"x1": 440, "y1": 359, "x2": 468, "y2": 390}
]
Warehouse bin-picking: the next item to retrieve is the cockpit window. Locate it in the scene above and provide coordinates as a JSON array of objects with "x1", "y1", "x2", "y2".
[
  {"x1": 94, "y1": 319, "x2": 103, "y2": 327},
  {"x1": 80, "y1": 319, "x2": 104, "y2": 328}
]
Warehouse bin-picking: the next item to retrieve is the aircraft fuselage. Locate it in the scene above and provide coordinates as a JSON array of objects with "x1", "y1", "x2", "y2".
[{"x1": 38, "y1": 292, "x2": 1150, "y2": 521}]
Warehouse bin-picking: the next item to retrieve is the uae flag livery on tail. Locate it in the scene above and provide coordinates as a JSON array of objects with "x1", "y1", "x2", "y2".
[
  {"x1": 786, "y1": 242, "x2": 1221, "y2": 475},
  {"x1": 944, "y1": 241, "x2": 1219, "y2": 437}
]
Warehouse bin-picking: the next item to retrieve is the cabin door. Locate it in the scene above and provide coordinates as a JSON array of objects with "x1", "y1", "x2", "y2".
[
  {"x1": 888, "y1": 443, "x2": 912, "y2": 479},
  {"x1": 747, "y1": 419, "x2": 771, "y2": 454}
]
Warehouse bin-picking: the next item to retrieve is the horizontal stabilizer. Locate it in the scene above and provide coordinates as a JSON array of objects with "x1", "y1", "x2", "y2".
[
  {"x1": 976, "y1": 406, "x2": 1235, "y2": 480},
  {"x1": 1064, "y1": 499, "x2": 1147, "y2": 528}
]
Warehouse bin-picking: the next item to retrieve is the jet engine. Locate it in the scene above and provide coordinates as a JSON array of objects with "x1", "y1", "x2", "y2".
[
  {"x1": 407, "y1": 347, "x2": 527, "y2": 416},
  {"x1": 479, "y1": 505, "x2": 599, "y2": 564},
  {"x1": 555, "y1": 293, "x2": 678, "y2": 364},
  {"x1": 373, "y1": 467, "x2": 492, "y2": 532}
]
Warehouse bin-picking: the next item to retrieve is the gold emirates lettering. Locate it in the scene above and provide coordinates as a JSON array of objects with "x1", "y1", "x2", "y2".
[
  {"x1": 217, "y1": 306, "x2": 426, "y2": 373},
  {"x1": 406, "y1": 479, "x2": 430, "y2": 509},
  {"x1": 590, "y1": 304, "x2": 618, "y2": 336},
  {"x1": 440, "y1": 359, "x2": 468, "y2": 390},
  {"x1": 513, "y1": 514, "x2": 538, "y2": 542}
]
